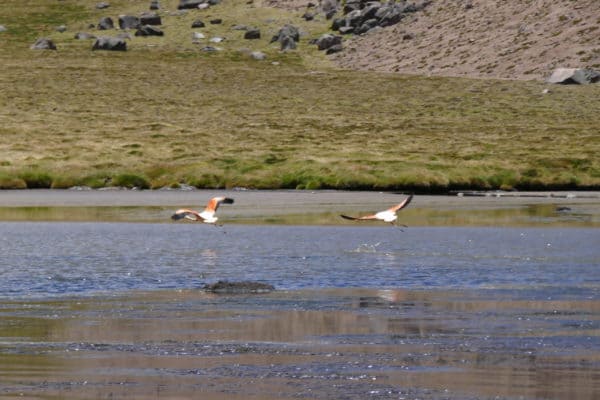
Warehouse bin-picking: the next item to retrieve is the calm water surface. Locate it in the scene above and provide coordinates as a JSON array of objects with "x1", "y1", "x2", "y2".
[{"x1": 1, "y1": 222, "x2": 599, "y2": 399}]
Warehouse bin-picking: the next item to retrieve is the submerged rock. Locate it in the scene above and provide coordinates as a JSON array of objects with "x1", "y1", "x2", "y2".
[{"x1": 203, "y1": 280, "x2": 275, "y2": 294}]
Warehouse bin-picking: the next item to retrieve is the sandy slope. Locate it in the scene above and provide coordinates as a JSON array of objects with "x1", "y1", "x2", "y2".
[{"x1": 270, "y1": 0, "x2": 600, "y2": 81}]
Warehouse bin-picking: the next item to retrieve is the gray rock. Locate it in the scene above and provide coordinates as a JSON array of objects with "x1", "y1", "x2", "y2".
[
  {"x1": 210, "y1": 18, "x2": 222, "y2": 24},
  {"x1": 55, "y1": 25, "x2": 67, "y2": 33},
  {"x1": 119, "y1": 15, "x2": 140, "y2": 30},
  {"x1": 178, "y1": 0, "x2": 206, "y2": 9},
  {"x1": 191, "y1": 19, "x2": 205, "y2": 28},
  {"x1": 244, "y1": 28, "x2": 260, "y2": 39},
  {"x1": 74, "y1": 32, "x2": 97, "y2": 40},
  {"x1": 98, "y1": 17, "x2": 114, "y2": 30},
  {"x1": 280, "y1": 35, "x2": 297, "y2": 51},
  {"x1": 0, "y1": 25, "x2": 6, "y2": 32},
  {"x1": 200, "y1": 46, "x2": 219, "y2": 52},
  {"x1": 547, "y1": 68, "x2": 600, "y2": 84},
  {"x1": 315, "y1": 33, "x2": 341, "y2": 50},
  {"x1": 92, "y1": 36, "x2": 127, "y2": 51},
  {"x1": 250, "y1": 51, "x2": 266, "y2": 60},
  {"x1": 135, "y1": 25, "x2": 164, "y2": 36},
  {"x1": 149, "y1": 0, "x2": 160, "y2": 10},
  {"x1": 355, "y1": 18, "x2": 379, "y2": 35},
  {"x1": 30, "y1": 38, "x2": 57, "y2": 50},
  {"x1": 96, "y1": 2, "x2": 110, "y2": 9},
  {"x1": 140, "y1": 12, "x2": 161, "y2": 25},
  {"x1": 326, "y1": 43, "x2": 343, "y2": 54},
  {"x1": 271, "y1": 24, "x2": 300, "y2": 43}
]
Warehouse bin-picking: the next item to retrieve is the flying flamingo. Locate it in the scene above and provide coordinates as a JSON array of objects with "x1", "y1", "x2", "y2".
[
  {"x1": 171, "y1": 196, "x2": 234, "y2": 224},
  {"x1": 340, "y1": 194, "x2": 413, "y2": 226}
]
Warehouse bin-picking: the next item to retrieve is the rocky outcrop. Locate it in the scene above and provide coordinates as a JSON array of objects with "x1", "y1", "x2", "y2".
[
  {"x1": 332, "y1": 0, "x2": 431, "y2": 35},
  {"x1": 547, "y1": 68, "x2": 600, "y2": 85},
  {"x1": 92, "y1": 36, "x2": 127, "y2": 51}
]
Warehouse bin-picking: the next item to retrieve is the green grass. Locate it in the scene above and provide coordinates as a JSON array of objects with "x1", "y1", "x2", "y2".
[{"x1": 0, "y1": 0, "x2": 599, "y2": 191}]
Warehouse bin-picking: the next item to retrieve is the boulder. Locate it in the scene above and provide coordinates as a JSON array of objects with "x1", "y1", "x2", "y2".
[
  {"x1": 92, "y1": 36, "x2": 127, "y2": 51},
  {"x1": 244, "y1": 28, "x2": 260, "y2": 39},
  {"x1": 30, "y1": 38, "x2": 56, "y2": 50},
  {"x1": 178, "y1": 0, "x2": 206, "y2": 9},
  {"x1": 119, "y1": 15, "x2": 140, "y2": 30},
  {"x1": 98, "y1": 17, "x2": 114, "y2": 30},
  {"x1": 315, "y1": 33, "x2": 341, "y2": 50},
  {"x1": 74, "y1": 32, "x2": 97, "y2": 40},
  {"x1": 140, "y1": 12, "x2": 161, "y2": 25},
  {"x1": 135, "y1": 25, "x2": 164, "y2": 36},
  {"x1": 271, "y1": 24, "x2": 300, "y2": 43},
  {"x1": 547, "y1": 68, "x2": 600, "y2": 84}
]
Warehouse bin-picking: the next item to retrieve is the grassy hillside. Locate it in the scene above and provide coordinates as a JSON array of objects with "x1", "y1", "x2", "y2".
[{"x1": 0, "y1": 0, "x2": 599, "y2": 191}]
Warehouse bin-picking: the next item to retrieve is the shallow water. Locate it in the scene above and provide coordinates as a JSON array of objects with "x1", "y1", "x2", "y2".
[{"x1": 1, "y1": 222, "x2": 599, "y2": 399}]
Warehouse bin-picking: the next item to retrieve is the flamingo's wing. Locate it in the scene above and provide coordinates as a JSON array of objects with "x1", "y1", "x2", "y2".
[
  {"x1": 171, "y1": 209, "x2": 203, "y2": 221},
  {"x1": 388, "y1": 194, "x2": 414, "y2": 213},
  {"x1": 204, "y1": 197, "x2": 234, "y2": 213},
  {"x1": 340, "y1": 214, "x2": 378, "y2": 221}
]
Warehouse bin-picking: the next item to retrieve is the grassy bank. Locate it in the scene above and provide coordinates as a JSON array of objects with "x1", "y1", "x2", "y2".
[{"x1": 1, "y1": 0, "x2": 599, "y2": 191}]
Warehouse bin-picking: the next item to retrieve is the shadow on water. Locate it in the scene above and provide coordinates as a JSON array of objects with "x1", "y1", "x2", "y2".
[
  {"x1": 0, "y1": 203, "x2": 598, "y2": 226},
  {"x1": 0, "y1": 289, "x2": 599, "y2": 399}
]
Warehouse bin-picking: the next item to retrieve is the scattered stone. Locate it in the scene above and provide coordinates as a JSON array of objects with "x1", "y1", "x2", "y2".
[
  {"x1": 271, "y1": 24, "x2": 300, "y2": 50},
  {"x1": 200, "y1": 45, "x2": 219, "y2": 52},
  {"x1": 302, "y1": 12, "x2": 315, "y2": 21},
  {"x1": 244, "y1": 28, "x2": 260, "y2": 39},
  {"x1": 326, "y1": 43, "x2": 343, "y2": 54},
  {"x1": 30, "y1": 38, "x2": 57, "y2": 50},
  {"x1": 74, "y1": 32, "x2": 97, "y2": 40},
  {"x1": 210, "y1": 18, "x2": 222, "y2": 24},
  {"x1": 96, "y1": 1, "x2": 110, "y2": 9},
  {"x1": 250, "y1": 50, "x2": 266, "y2": 60},
  {"x1": 149, "y1": 0, "x2": 160, "y2": 10},
  {"x1": 55, "y1": 25, "x2": 67, "y2": 33},
  {"x1": 192, "y1": 31, "x2": 205, "y2": 40},
  {"x1": 547, "y1": 68, "x2": 600, "y2": 84},
  {"x1": 135, "y1": 25, "x2": 164, "y2": 36},
  {"x1": 98, "y1": 17, "x2": 114, "y2": 30},
  {"x1": 315, "y1": 33, "x2": 341, "y2": 50},
  {"x1": 119, "y1": 15, "x2": 141, "y2": 30},
  {"x1": 197, "y1": 3, "x2": 210, "y2": 9},
  {"x1": 210, "y1": 36, "x2": 224, "y2": 43},
  {"x1": 178, "y1": 0, "x2": 206, "y2": 9},
  {"x1": 140, "y1": 12, "x2": 162, "y2": 26},
  {"x1": 231, "y1": 24, "x2": 248, "y2": 31},
  {"x1": 92, "y1": 36, "x2": 127, "y2": 51},
  {"x1": 203, "y1": 280, "x2": 275, "y2": 294},
  {"x1": 0, "y1": 25, "x2": 6, "y2": 32},
  {"x1": 191, "y1": 19, "x2": 205, "y2": 28}
]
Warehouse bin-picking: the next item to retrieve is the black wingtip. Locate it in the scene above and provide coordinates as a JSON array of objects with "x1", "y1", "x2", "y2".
[
  {"x1": 223, "y1": 197, "x2": 234, "y2": 204},
  {"x1": 340, "y1": 215, "x2": 357, "y2": 220},
  {"x1": 171, "y1": 213, "x2": 184, "y2": 220}
]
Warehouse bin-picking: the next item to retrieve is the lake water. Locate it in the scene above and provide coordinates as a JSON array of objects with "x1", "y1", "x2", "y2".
[{"x1": 1, "y1": 221, "x2": 599, "y2": 399}]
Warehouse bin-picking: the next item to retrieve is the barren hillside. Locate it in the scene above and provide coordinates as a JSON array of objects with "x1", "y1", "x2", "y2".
[{"x1": 270, "y1": 0, "x2": 600, "y2": 81}]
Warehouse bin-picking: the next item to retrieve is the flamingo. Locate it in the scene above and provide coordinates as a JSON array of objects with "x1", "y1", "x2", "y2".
[
  {"x1": 171, "y1": 196, "x2": 234, "y2": 224},
  {"x1": 340, "y1": 194, "x2": 413, "y2": 226}
]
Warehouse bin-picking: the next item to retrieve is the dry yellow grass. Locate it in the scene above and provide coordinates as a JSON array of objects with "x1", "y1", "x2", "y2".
[{"x1": 0, "y1": 0, "x2": 599, "y2": 190}]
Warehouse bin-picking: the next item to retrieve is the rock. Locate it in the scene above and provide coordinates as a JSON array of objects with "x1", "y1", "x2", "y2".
[
  {"x1": 203, "y1": 280, "x2": 275, "y2": 294},
  {"x1": 178, "y1": 0, "x2": 206, "y2": 9},
  {"x1": 116, "y1": 32, "x2": 132, "y2": 40},
  {"x1": 192, "y1": 31, "x2": 205, "y2": 40},
  {"x1": 315, "y1": 33, "x2": 341, "y2": 50},
  {"x1": 302, "y1": 12, "x2": 315, "y2": 21},
  {"x1": 547, "y1": 68, "x2": 600, "y2": 84},
  {"x1": 55, "y1": 25, "x2": 67, "y2": 33},
  {"x1": 135, "y1": 25, "x2": 164, "y2": 36},
  {"x1": 191, "y1": 19, "x2": 205, "y2": 28},
  {"x1": 250, "y1": 51, "x2": 266, "y2": 60},
  {"x1": 197, "y1": 3, "x2": 210, "y2": 9},
  {"x1": 244, "y1": 28, "x2": 260, "y2": 39},
  {"x1": 231, "y1": 24, "x2": 248, "y2": 30},
  {"x1": 271, "y1": 24, "x2": 300, "y2": 44},
  {"x1": 210, "y1": 18, "x2": 222, "y2": 24},
  {"x1": 96, "y1": 2, "x2": 110, "y2": 9},
  {"x1": 0, "y1": 25, "x2": 6, "y2": 32},
  {"x1": 200, "y1": 45, "x2": 219, "y2": 52},
  {"x1": 149, "y1": 0, "x2": 160, "y2": 10},
  {"x1": 280, "y1": 35, "x2": 297, "y2": 51},
  {"x1": 119, "y1": 15, "x2": 140, "y2": 30},
  {"x1": 326, "y1": 43, "x2": 343, "y2": 54},
  {"x1": 338, "y1": 26, "x2": 354, "y2": 34},
  {"x1": 98, "y1": 17, "x2": 114, "y2": 30},
  {"x1": 355, "y1": 18, "x2": 379, "y2": 35},
  {"x1": 30, "y1": 38, "x2": 56, "y2": 50},
  {"x1": 74, "y1": 32, "x2": 96, "y2": 40},
  {"x1": 209, "y1": 36, "x2": 224, "y2": 43},
  {"x1": 92, "y1": 36, "x2": 127, "y2": 51},
  {"x1": 140, "y1": 12, "x2": 161, "y2": 25}
]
